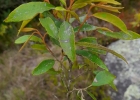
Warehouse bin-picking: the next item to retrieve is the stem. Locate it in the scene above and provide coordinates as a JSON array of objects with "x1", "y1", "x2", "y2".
[
  {"x1": 67, "y1": 56, "x2": 72, "y2": 88},
  {"x1": 32, "y1": 30, "x2": 69, "y2": 93},
  {"x1": 65, "y1": 0, "x2": 74, "y2": 21},
  {"x1": 35, "y1": 30, "x2": 60, "y2": 63},
  {"x1": 68, "y1": 0, "x2": 74, "y2": 9},
  {"x1": 67, "y1": 84, "x2": 92, "y2": 97},
  {"x1": 18, "y1": 32, "x2": 37, "y2": 52},
  {"x1": 76, "y1": 4, "x2": 95, "y2": 36},
  {"x1": 44, "y1": 0, "x2": 50, "y2": 3},
  {"x1": 38, "y1": 31, "x2": 70, "y2": 94},
  {"x1": 66, "y1": 56, "x2": 73, "y2": 99},
  {"x1": 72, "y1": 68, "x2": 89, "y2": 82},
  {"x1": 59, "y1": 62, "x2": 70, "y2": 92}
]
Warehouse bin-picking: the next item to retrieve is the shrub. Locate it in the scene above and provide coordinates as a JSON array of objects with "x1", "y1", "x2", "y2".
[{"x1": 4, "y1": 0, "x2": 140, "y2": 99}]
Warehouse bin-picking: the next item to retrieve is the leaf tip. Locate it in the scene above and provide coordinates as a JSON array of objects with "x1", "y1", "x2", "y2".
[{"x1": 4, "y1": 18, "x2": 8, "y2": 22}]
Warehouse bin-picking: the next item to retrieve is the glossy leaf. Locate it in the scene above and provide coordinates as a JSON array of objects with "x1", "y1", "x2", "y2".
[
  {"x1": 60, "y1": 0, "x2": 66, "y2": 6},
  {"x1": 39, "y1": 17, "x2": 58, "y2": 39},
  {"x1": 17, "y1": 14, "x2": 37, "y2": 35},
  {"x1": 5, "y1": 2, "x2": 54, "y2": 22},
  {"x1": 59, "y1": 21, "x2": 76, "y2": 62},
  {"x1": 18, "y1": 19, "x2": 32, "y2": 35},
  {"x1": 55, "y1": 11, "x2": 64, "y2": 19},
  {"x1": 78, "y1": 37, "x2": 106, "y2": 54},
  {"x1": 86, "y1": 91, "x2": 97, "y2": 100},
  {"x1": 47, "y1": 68, "x2": 60, "y2": 75},
  {"x1": 72, "y1": 0, "x2": 121, "y2": 10},
  {"x1": 109, "y1": 82, "x2": 117, "y2": 91},
  {"x1": 50, "y1": 37, "x2": 60, "y2": 47},
  {"x1": 20, "y1": 28, "x2": 36, "y2": 32},
  {"x1": 92, "y1": 0, "x2": 121, "y2": 5},
  {"x1": 97, "y1": 27, "x2": 113, "y2": 32},
  {"x1": 96, "y1": 5, "x2": 123, "y2": 13},
  {"x1": 76, "y1": 50, "x2": 108, "y2": 71},
  {"x1": 15, "y1": 35, "x2": 42, "y2": 44},
  {"x1": 68, "y1": 11, "x2": 80, "y2": 22},
  {"x1": 73, "y1": 0, "x2": 93, "y2": 4},
  {"x1": 76, "y1": 42, "x2": 127, "y2": 63},
  {"x1": 32, "y1": 59, "x2": 55, "y2": 75},
  {"x1": 78, "y1": 37, "x2": 97, "y2": 44},
  {"x1": 42, "y1": 11, "x2": 62, "y2": 28},
  {"x1": 74, "y1": 23, "x2": 113, "y2": 33},
  {"x1": 55, "y1": 6, "x2": 66, "y2": 11},
  {"x1": 74, "y1": 24, "x2": 97, "y2": 32},
  {"x1": 93, "y1": 12, "x2": 128, "y2": 33},
  {"x1": 73, "y1": 0, "x2": 120, "y2": 5},
  {"x1": 98, "y1": 30, "x2": 140, "y2": 40},
  {"x1": 89, "y1": 48, "x2": 107, "y2": 55},
  {"x1": 93, "y1": 70, "x2": 100, "y2": 75},
  {"x1": 72, "y1": 3, "x2": 87, "y2": 10},
  {"x1": 31, "y1": 44, "x2": 47, "y2": 51},
  {"x1": 92, "y1": 71, "x2": 115, "y2": 86}
]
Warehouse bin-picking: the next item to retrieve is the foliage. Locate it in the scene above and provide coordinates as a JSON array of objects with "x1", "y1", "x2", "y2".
[
  {"x1": 5, "y1": 0, "x2": 140, "y2": 99},
  {"x1": 131, "y1": 13, "x2": 140, "y2": 27},
  {"x1": 0, "y1": 0, "x2": 40, "y2": 53}
]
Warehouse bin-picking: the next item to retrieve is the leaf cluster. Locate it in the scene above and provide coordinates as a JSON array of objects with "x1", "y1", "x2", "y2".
[{"x1": 4, "y1": 0, "x2": 140, "y2": 99}]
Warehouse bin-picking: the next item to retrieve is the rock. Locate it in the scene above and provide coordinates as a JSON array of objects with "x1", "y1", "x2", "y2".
[
  {"x1": 124, "y1": 84, "x2": 140, "y2": 100},
  {"x1": 105, "y1": 39, "x2": 140, "y2": 100}
]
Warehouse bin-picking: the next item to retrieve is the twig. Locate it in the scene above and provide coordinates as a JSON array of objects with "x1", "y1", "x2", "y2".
[{"x1": 76, "y1": 4, "x2": 95, "y2": 36}]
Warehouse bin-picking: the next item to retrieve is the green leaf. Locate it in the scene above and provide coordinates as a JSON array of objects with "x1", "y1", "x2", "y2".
[
  {"x1": 50, "y1": 37, "x2": 61, "y2": 47},
  {"x1": 73, "y1": 0, "x2": 92, "y2": 4},
  {"x1": 60, "y1": 0, "x2": 66, "y2": 6},
  {"x1": 93, "y1": 70, "x2": 101, "y2": 75},
  {"x1": 47, "y1": 68, "x2": 60, "y2": 75},
  {"x1": 68, "y1": 11, "x2": 80, "y2": 22},
  {"x1": 39, "y1": 17, "x2": 58, "y2": 39},
  {"x1": 72, "y1": 3, "x2": 87, "y2": 10},
  {"x1": 98, "y1": 30, "x2": 140, "y2": 40},
  {"x1": 74, "y1": 0, "x2": 120, "y2": 5},
  {"x1": 91, "y1": 0, "x2": 121, "y2": 5},
  {"x1": 15, "y1": 35, "x2": 42, "y2": 44},
  {"x1": 78, "y1": 37, "x2": 97, "y2": 44},
  {"x1": 109, "y1": 82, "x2": 118, "y2": 91},
  {"x1": 42, "y1": 11, "x2": 62, "y2": 28},
  {"x1": 86, "y1": 91, "x2": 97, "y2": 100},
  {"x1": 92, "y1": 71, "x2": 115, "y2": 86},
  {"x1": 72, "y1": 0, "x2": 120, "y2": 10},
  {"x1": 76, "y1": 50, "x2": 108, "y2": 71},
  {"x1": 89, "y1": 48, "x2": 107, "y2": 55},
  {"x1": 76, "y1": 42, "x2": 127, "y2": 63},
  {"x1": 59, "y1": 21, "x2": 76, "y2": 62},
  {"x1": 96, "y1": 5, "x2": 123, "y2": 13},
  {"x1": 31, "y1": 44, "x2": 47, "y2": 52},
  {"x1": 32, "y1": 59, "x2": 55, "y2": 75},
  {"x1": 78, "y1": 37, "x2": 106, "y2": 54},
  {"x1": 0, "y1": 24, "x2": 7, "y2": 36},
  {"x1": 5, "y1": 2, "x2": 54, "y2": 22},
  {"x1": 20, "y1": 28, "x2": 36, "y2": 32},
  {"x1": 93, "y1": 12, "x2": 128, "y2": 34},
  {"x1": 18, "y1": 19, "x2": 32, "y2": 35},
  {"x1": 74, "y1": 24, "x2": 97, "y2": 33},
  {"x1": 55, "y1": 6, "x2": 66, "y2": 11}
]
